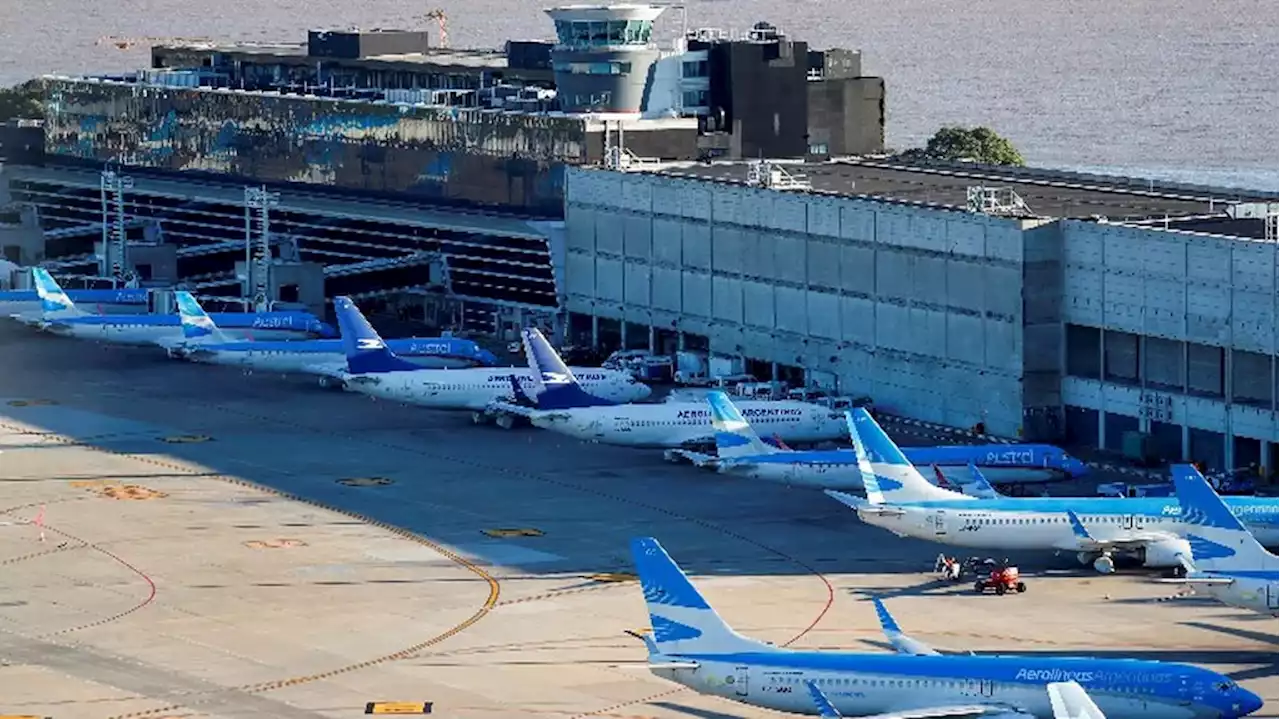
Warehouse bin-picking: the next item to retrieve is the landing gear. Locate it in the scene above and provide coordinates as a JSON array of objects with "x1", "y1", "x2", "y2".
[
  {"x1": 495, "y1": 413, "x2": 516, "y2": 430},
  {"x1": 471, "y1": 411, "x2": 488, "y2": 425},
  {"x1": 317, "y1": 376, "x2": 344, "y2": 391}
]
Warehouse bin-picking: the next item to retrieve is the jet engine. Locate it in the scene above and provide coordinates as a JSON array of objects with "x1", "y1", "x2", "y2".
[
  {"x1": 1141, "y1": 538, "x2": 1192, "y2": 568},
  {"x1": 1093, "y1": 555, "x2": 1115, "y2": 574}
]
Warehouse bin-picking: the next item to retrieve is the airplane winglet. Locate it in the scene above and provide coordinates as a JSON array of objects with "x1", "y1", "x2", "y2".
[
  {"x1": 871, "y1": 596, "x2": 902, "y2": 634},
  {"x1": 1065, "y1": 510, "x2": 1093, "y2": 541},
  {"x1": 804, "y1": 680, "x2": 843, "y2": 718},
  {"x1": 508, "y1": 374, "x2": 536, "y2": 407},
  {"x1": 966, "y1": 462, "x2": 998, "y2": 496},
  {"x1": 870, "y1": 596, "x2": 940, "y2": 656}
]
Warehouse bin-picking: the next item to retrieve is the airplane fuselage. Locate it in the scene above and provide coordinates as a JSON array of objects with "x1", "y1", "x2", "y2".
[
  {"x1": 856, "y1": 497, "x2": 1278, "y2": 567},
  {"x1": 531, "y1": 402, "x2": 848, "y2": 448},
  {"x1": 1189, "y1": 573, "x2": 1280, "y2": 617},
  {"x1": 47, "y1": 321, "x2": 310, "y2": 345},
  {"x1": 182, "y1": 340, "x2": 489, "y2": 373},
  {"x1": 343, "y1": 368, "x2": 649, "y2": 410},
  {"x1": 654, "y1": 653, "x2": 1240, "y2": 719}
]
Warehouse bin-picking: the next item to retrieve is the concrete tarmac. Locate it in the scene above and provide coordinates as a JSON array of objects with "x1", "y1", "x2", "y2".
[{"x1": 0, "y1": 328, "x2": 1274, "y2": 719}]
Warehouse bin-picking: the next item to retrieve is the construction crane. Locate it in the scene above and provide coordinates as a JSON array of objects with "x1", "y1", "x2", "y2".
[
  {"x1": 96, "y1": 35, "x2": 213, "y2": 51},
  {"x1": 418, "y1": 9, "x2": 449, "y2": 48}
]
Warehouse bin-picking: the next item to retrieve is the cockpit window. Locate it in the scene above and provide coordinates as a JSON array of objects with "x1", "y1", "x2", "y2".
[{"x1": 1215, "y1": 681, "x2": 1236, "y2": 692}]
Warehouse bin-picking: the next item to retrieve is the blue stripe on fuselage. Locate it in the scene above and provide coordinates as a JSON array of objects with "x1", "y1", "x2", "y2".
[
  {"x1": 197, "y1": 337, "x2": 487, "y2": 362},
  {"x1": 884, "y1": 494, "x2": 1277, "y2": 520}
]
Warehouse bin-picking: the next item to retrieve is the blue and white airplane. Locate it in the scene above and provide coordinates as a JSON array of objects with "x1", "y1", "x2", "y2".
[
  {"x1": 162, "y1": 291, "x2": 497, "y2": 382},
  {"x1": 330, "y1": 297, "x2": 647, "y2": 410},
  {"x1": 1157, "y1": 465, "x2": 1279, "y2": 617},
  {"x1": 692, "y1": 392, "x2": 1042, "y2": 494},
  {"x1": 25, "y1": 268, "x2": 335, "y2": 345},
  {"x1": 825, "y1": 409, "x2": 1279, "y2": 574},
  {"x1": 0, "y1": 286, "x2": 148, "y2": 318},
  {"x1": 499, "y1": 330, "x2": 848, "y2": 447},
  {"x1": 627, "y1": 536, "x2": 1262, "y2": 718},
  {"x1": 904, "y1": 444, "x2": 1089, "y2": 488}
]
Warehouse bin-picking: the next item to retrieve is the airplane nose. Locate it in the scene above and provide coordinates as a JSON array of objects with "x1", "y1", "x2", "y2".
[{"x1": 1238, "y1": 689, "x2": 1264, "y2": 717}]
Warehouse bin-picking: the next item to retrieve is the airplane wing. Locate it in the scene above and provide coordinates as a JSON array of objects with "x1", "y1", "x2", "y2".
[
  {"x1": 805, "y1": 680, "x2": 843, "y2": 717},
  {"x1": 1047, "y1": 681, "x2": 1106, "y2": 719},
  {"x1": 825, "y1": 490, "x2": 906, "y2": 517},
  {"x1": 1054, "y1": 510, "x2": 1176, "y2": 553},
  {"x1": 856, "y1": 706, "x2": 1031, "y2": 719},
  {"x1": 872, "y1": 597, "x2": 941, "y2": 656}
]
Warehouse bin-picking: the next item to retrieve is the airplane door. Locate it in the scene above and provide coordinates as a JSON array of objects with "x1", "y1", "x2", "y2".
[
  {"x1": 733, "y1": 665, "x2": 749, "y2": 696},
  {"x1": 1267, "y1": 584, "x2": 1278, "y2": 612},
  {"x1": 1124, "y1": 514, "x2": 1144, "y2": 531},
  {"x1": 979, "y1": 679, "x2": 994, "y2": 697},
  {"x1": 933, "y1": 510, "x2": 948, "y2": 536}
]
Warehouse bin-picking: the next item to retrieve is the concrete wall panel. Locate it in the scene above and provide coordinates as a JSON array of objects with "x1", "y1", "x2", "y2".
[
  {"x1": 912, "y1": 255, "x2": 948, "y2": 306},
  {"x1": 1232, "y1": 242, "x2": 1276, "y2": 292},
  {"x1": 1232, "y1": 289, "x2": 1276, "y2": 353},
  {"x1": 1063, "y1": 267, "x2": 1103, "y2": 326},
  {"x1": 743, "y1": 281, "x2": 775, "y2": 328},
  {"x1": 652, "y1": 217, "x2": 682, "y2": 265},
  {"x1": 985, "y1": 222, "x2": 1023, "y2": 263},
  {"x1": 875, "y1": 251, "x2": 910, "y2": 303},
  {"x1": 1231, "y1": 405, "x2": 1280, "y2": 442},
  {"x1": 596, "y1": 257, "x2": 623, "y2": 302},
  {"x1": 1143, "y1": 236, "x2": 1185, "y2": 278},
  {"x1": 774, "y1": 235, "x2": 807, "y2": 284},
  {"x1": 840, "y1": 204, "x2": 876, "y2": 243},
  {"x1": 1143, "y1": 278, "x2": 1185, "y2": 340},
  {"x1": 1062, "y1": 222, "x2": 1102, "y2": 266},
  {"x1": 1186, "y1": 237, "x2": 1231, "y2": 284},
  {"x1": 713, "y1": 276, "x2": 743, "y2": 324},
  {"x1": 1102, "y1": 229, "x2": 1144, "y2": 274},
  {"x1": 808, "y1": 198, "x2": 841, "y2": 239},
  {"x1": 623, "y1": 215, "x2": 651, "y2": 260},
  {"x1": 566, "y1": 206, "x2": 596, "y2": 252},
  {"x1": 985, "y1": 320, "x2": 1019, "y2": 371},
  {"x1": 710, "y1": 324, "x2": 744, "y2": 355},
  {"x1": 946, "y1": 260, "x2": 985, "y2": 314},
  {"x1": 807, "y1": 291, "x2": 840, "y2": 339},
  {"x1": 946, "y1": 313, "x2": 984, "y2": 364},
  {"x1": 711, "y1": 186, "x2": 742, "y2": 226},
  {"x1": 912, "y1": 213, "x2": 950, "y2": 254},
  {"x1": 947, "y1": 219, "x2": 986, "y2": 259},
  {"x1": 595, "y1": 210, "x2": 624, "y2": 255},
  {"x1": 679, "y1": 183, "x2": 712, "y2": 221},
  {"x1": 566, "y1": 252, "x2": 596, "y2": 297},
  {"x1": 1102, "y1": 272, "x2": 1143, "y2": 334},
  {"x1": 651, "y1": 183, "x2": 685, "y2": 218},
  {"x1": 841, "y1": 296, "x2": 875, "y2": 343},
  {"x1": 841, "y1": 245, "x2": 875, "y2": 294},
  {"x1": 1186, "y1": 284, "x2": 1231, "y2": 346},
  {"x1": 986, "y1": 265, "x2": 1022, "y2": 318},
  {"x1": 570, "y1": 171, "x2": 622, "y2": 207},
  {"x1": 742, "y1": 327, "x2": 773, "y2": 358},
  {"x1": 775, "y1": 286, "x2": 808, "y2": 334},
  {"x1": 652, "y1": 267, "x2": 681, "y2": 312},
  {"x1": 876, "y1": 211, "x2": 910, "y2": 249},
  {"x1": 876, "y1": 303, "x2": 910, "y2": 351},
  {"x1": 618, "y1": 175, "x2": 652, "y2": 213},
  {"x1": 624, "y1": 262, "x2": 651, "y2": 307},
  {"x1": 807, "y1": 241, "x2": 842, "y2": 290},
  {"x1": 919, "y1": 308, "x2": 948, "y2": 357},
  {"x1": 771, "y1": 195, "x2": 808, "y2": 233},
  {"x1": 682, "y1": 222, "x2": 711, "y2": 270},
  {"x1": 711, "y1": 226, "x2": 744, "y2": 275},
  {"x1": 681, "y1": 271, "x2": 710, "y2": 317},
  {"x1": 737, "y1": 230, "x2": 768, "y2": 280}
]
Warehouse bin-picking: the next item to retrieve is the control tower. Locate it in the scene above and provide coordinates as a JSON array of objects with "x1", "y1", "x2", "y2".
[{"x1": 545, "y1": 4, "x2": 666, "y2": 113}]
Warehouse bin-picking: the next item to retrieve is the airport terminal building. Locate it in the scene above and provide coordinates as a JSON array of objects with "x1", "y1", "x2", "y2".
[{"x1": 560, "y1": 160, "x2": 1279, "y2": 473}]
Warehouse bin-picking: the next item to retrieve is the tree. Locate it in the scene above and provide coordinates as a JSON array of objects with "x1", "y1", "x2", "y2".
[
  {"x1": 0, "y1": 80, "x2": 44, "y2": 123},
  {"x1": 919, "y1": 125, "x2": 1025, "y2": 166}
]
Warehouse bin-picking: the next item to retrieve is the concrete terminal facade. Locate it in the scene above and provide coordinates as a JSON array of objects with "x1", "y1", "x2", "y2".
[{"x1": 561, "y1": 163, "x2": 1279, "y2": 473}]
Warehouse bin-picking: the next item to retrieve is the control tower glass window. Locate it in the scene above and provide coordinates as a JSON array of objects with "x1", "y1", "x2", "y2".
[{"x1": 554, "y1": 19, "x2": 653, "y2": 49}]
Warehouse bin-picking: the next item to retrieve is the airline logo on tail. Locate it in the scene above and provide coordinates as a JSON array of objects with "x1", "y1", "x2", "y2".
[
  {"x1": 175, "y1": 292, "x2": 218, "y2": 339},
  {"x1": 32, "y1": 268, "x2": 76, "y2": 314}
]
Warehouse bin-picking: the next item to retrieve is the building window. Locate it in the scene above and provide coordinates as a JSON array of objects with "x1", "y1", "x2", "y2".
[
  {"x1": 681, "y1": 59, "x2": 708, "y2": 77},
  {"x1": 681, "y1": 89, "x2": 708, "y2": 108},
  {"x1": 1065, "y1": 324, "x2": 1101, "y2": 379},
  {"x1": 1102, "y1": 329, "x2": 1138, "y2": 385},
  {"x1": 808, "y1": 143, "x2": 829, "y2": 155},
  {"x1": 1231, "y1": 349, "x2": 1273, "y2": 409},
  {"x1": 1187, "y1": 342, "x2": 1224, "y2": 398},
  {"x1": 1142, "y1": 335, "x2": 1184, "y2": 391}
]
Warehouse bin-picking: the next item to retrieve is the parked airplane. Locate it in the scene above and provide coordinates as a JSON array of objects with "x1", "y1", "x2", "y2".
[
  {"x1": 626, "y1": 536, "x2": 1262, "y2": 718},
  {"x1": 906, "y1": 444, "x2": 1089, "y2": 487},
  {"x1": 825, "y1": 409, "x2": 1279, "y2": 574},
  {"x1": 330, "y1": 297, "x2": 647, "y2": 410},
  {"x1": 500, "y1": 329, "x2": 848, "y2": 448},
  {"x1": 0, "y1": 286, "x2": 148, "y2": 318},
  {"x1": 24, "y1": 269, "x2": 335, "y2": 345},
  {"x1": 1156, "y1": 465, "x2": 1279, "y2": 616},
  {"x1": 689, "y1": 392, "x2": 1038, "y2": 493},
  {"x1": 163, "y1": 291, "x2": 497, "y2": 381}
]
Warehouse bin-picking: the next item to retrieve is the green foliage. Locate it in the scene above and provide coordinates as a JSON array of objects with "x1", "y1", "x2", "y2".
[
  {"x1": 0, "y1": 80, "x2": 45, "y2": 123},
  {"x1": 899, "y1": 126, "x2": 1026, "y2": 167}
]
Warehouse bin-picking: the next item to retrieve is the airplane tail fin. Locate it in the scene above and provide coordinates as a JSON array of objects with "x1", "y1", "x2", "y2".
[
  {"x1": 630, "y1": 537, "x2": 775, "y2": 657},
  {"x1": 31, "y1": 268, "x2": 85, "y2": 318},
  {"x1": 707, "y1": 391, "x2": 778, "y2": 459},
  {"x1": 964, "y1": 462, "x2": 1001, "y2": 498},
  {"x1": 845, "y1": 409, "x2": 969, "y2": 503},
  {"x1": 174, "y1": 291, "x2": 230, "y2": 343},
  {"x1": 1171, "y1": 464, "x2": 1277, "y2": 572},
  {"x1": 333, "y1": 296, "x2": 422, "y2": 374},
  {"x1": 508, "y1": 374, "x2": 536, "y2": 407},
  {"x1": 1047, "y1": 681, "x2": 1106, "y2": 719},
  {"x1": 521, "y1": 328, "x2": 614, "y2": 410}
]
